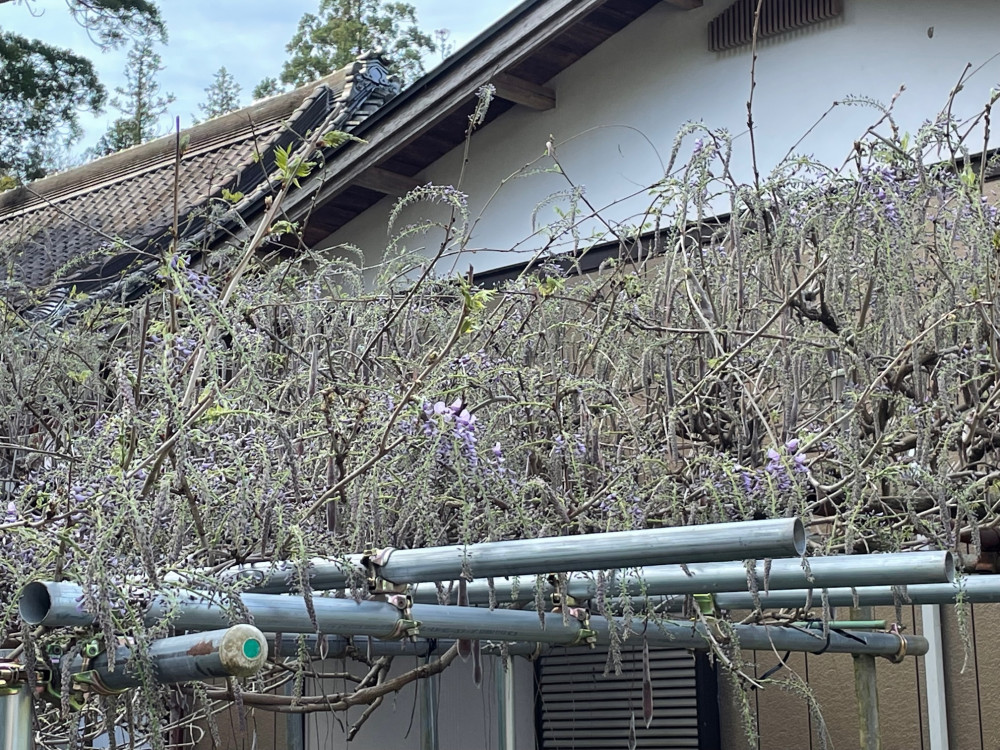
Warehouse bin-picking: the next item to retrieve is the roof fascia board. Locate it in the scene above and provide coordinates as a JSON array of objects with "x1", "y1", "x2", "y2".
[{"x1": 280, "y1": 0, "x2": 613, "y2": 223}]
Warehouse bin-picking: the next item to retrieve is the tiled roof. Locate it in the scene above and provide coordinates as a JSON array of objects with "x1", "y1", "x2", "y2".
[{"x1": 0, "y1": 54, "x2": 399, "y2": 315}]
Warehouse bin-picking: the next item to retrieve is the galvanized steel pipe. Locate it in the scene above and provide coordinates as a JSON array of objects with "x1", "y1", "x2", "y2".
[
  {"x1": 709, "y1": 575, "x2": 1000, "y2": 610},
  {"x1": 0, "y1": 686, "x2": 30, "y2": 750},
  {"x1": 598, "y1": 618, "x2": 927, "y2": 657},
  {"x1": 411, "y1": 551, "x2": 954, "y2": 605},
  {"x1": 214, "y1": 518, "x2": 806, "y2": 591},
  {"x1": 19, "y1": 582, "x2": 923, "y2": 658},
  {"x1": 21, "y1": 582, "x2": 407, "y2": 637},
  {"x1": 265, "y1": 634, "x2": 542, "y2": 659},
  {"x1": 0, "y1": 651, "x2": 30, "y2": 750},
  {"x1": 67, "y1": 625, "x2": 268, "y2": 692}
]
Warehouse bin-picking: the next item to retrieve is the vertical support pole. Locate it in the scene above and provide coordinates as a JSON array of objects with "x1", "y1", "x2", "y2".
[
  {"x1": 921, "y1": 604, "x2": 950, "y2": 750},
  {"x1": 854, "y1": 655, "x2": 881, "y2": 750},
  {"x1": 419, "y1": 656, "x2": 439, "y2": 750},
  {"x1": 0, "y1": 671, "x2": 31, "y2": 750},
  {"x1": 0, "y1": 650, "x2": 30, "y2": 750},
  {"x1": 851, "y1": 606, "x2": 881, "y2": 750},
  {"x1": 284, "y1": 678, "x2": 305, "y2": 749},
  {"x1": 496, "y1": 655, "x2": 507, "y2": 750},
  {"x1": 496, "y1": 655, "x2": 516, "y2": 750}
]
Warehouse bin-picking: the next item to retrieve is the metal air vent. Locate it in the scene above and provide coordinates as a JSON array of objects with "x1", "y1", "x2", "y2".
[
  {"x1": 708, "y1": 0, "x2": 843, "y2": 52},
  {"x1": 537, "y1": 646, "x2": 700, "y2": 749}
]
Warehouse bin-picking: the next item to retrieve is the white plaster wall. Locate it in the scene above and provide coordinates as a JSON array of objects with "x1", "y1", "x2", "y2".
[
  {"x1": 304, "y1": 654, "x2": 535, "y2": 750},
  {"x1": 320, "y1": 0, "x2": 1000, "y2": 276}
]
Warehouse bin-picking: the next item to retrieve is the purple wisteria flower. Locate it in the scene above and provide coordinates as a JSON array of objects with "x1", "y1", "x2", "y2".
[
  {"x1": 731, "y1": 438, "x2": 809, "y2": 504},
  {"x1": 423, "y1": 398, "x2": 480, "y2": 466}
]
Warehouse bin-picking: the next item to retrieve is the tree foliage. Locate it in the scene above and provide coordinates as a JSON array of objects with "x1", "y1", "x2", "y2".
[
  {"x1": 0, "y1": 0, "x2": 162, "y2": 181},
  {"x1": 281, "y1": 0, "x2": 434, "y2": 87},
  {"x1": 251, "y1": 76, "x2": 282, "y2": 101},
  {"x1": 197, "y1": 65, "x2": 242, "y2": 121},
  {"x1": 92, "y1": 22, "x2": 175, "y2": 155},
  {"x1": 1, "y1": 85, "x2": 999, "y2": 746}
]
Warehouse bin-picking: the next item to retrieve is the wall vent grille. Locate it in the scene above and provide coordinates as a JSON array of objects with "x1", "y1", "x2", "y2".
[
  {"x1": 537, "y1": 646, "x2": 699, "y2": 749},
  {"x1": 708, "y1": 0, "x2": 843, "y2": 52}
]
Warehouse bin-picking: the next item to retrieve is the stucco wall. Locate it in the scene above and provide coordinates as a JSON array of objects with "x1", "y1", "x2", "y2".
[{"x1": 320, "y1": 0, "x2": 1000, "y2": 276}]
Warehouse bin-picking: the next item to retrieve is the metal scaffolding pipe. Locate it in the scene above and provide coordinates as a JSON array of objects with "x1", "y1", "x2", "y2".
[
  {"x1": 707, "y1": 575, "x2": 1000, "y2": 610},
  {"x1": 0, "y1": 686, "x2": 30, "y2": 750},
  {"x1": 212, "y1": 518, "x2": 806, "y2": 591},
  {"x1": 498, "y1": 655, "x2": 516, "y2": 750},
  {"x1": 631, "y1": 620, "x2": 925, "y2": 657},
  {"x1": 18, "y1": 582, "x2": 924, "y2": 658},
  {"x1": 66, "y1": 625, "x2": 268, "y2": 692},
  {"x1": 400, "y1": 606, "x2": 928, "y2": 657},
  {"x1": 21, "y1": 583, "x2": 408, "y2": 637},
  {"x1": 265, "y1": 634, "x2": 542, "y2": 659},
  {"x1": 410, "y1": 551, "x2": 954, "y2": 605},
  {"x1": 0, "y1": 651, "x2": 31, "y2": 750}
]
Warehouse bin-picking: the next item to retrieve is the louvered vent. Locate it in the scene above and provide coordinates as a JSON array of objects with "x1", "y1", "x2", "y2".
[
  {"x1": 537, "y1": 646, "x2": 699, "y2": 749},
  {"x1": 708, "y1": 0, "x2": 843, "y2": 52}
]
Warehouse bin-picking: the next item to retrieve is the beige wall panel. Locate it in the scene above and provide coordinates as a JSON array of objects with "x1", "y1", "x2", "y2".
[
  {"x1": 938, "y1": 601, "x2": 1000, "y2": 750},
  {"x1": 801, "y1": 650, "x2": 857, "y2": 749},
  {"x1": 942, "y1": 603, "x2": 985, "y2": 750},
  {"x1": 753, "y1": 650, "x2": 811, "y2": 749},
  {"x1": 723, "y1": 605, "x2": 933, "y2": 749},
  {"x1": 971, "y1": 604, "x2": 1000, "y2": 748},
  {"x1": 803, "y1": 605, "x2": 927, "y2": 749},
  {"x1": 870, "y1": 605, "x2": 926, "y2": 750}
]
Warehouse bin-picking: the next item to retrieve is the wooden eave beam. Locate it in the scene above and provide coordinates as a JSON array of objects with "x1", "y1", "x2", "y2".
[
  {"x1": 353, "y1": 167, "x2": 422, "y2": 196},
  {"x1": 492, "y1": 73, "x2": 556, "y2": 111},
  {"x1": 663, "y1": 0, "x2": 702, "y2": 8},
  {"x1": 280, "y1": 0, "x2": 624, "y2": 225}
]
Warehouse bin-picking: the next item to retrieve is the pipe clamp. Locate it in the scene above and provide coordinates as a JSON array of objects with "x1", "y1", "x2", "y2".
[
  {"x1": 886, "y1": 632, "x2": 908, "y2": 663},
  {"x1": 383, "y1": 592, "x2": 420, "y2": 639},
  {"x1": 363, "y1": 547, "x2": 406, "y2": 594},
  {"x1": 565, "y1": 606, "x2": 597, "y2": 649},
  {"x1": 0, "y1": 662, "x2": 25, "y2": 695}
]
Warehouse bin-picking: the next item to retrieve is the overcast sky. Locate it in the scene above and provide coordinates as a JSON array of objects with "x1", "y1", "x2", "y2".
[{"x1": 3, "y1": 0, "x2": 521, "y2": 156}]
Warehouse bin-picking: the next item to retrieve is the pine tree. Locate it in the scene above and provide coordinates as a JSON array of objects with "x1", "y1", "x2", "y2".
[
  {"x1": 197, "y1": 66, "x2": 242, "y2": 121},
  {"x1": 93, "y1": 23, "x2": 175, "y2": 155},
  {"x1": 281, "y1": 0, "x2": 435, "y2": 87},
  {"x1": 252, "y1": 77, "x2": 283, "y2": 100}
]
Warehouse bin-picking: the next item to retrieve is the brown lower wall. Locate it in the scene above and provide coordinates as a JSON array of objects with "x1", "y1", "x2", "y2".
[{"x1": 719, "y1": 602, "x2": 1000, "y2": 750}]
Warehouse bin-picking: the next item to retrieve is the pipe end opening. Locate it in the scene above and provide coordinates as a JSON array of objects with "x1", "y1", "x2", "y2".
[
  {"x1": 943, "y1": 550, "x2": 956, "y2": 583},
  {"x1": 792, "y1": 518, "x2": 807, "y2": 556},
  {"x1": 18, "y1": 582, "x2": 52, "y2": 626}
]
